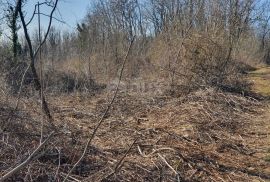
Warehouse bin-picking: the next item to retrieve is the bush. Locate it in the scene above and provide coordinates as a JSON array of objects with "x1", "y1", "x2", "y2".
[
  {"x1": 43, "y1": 70, "x2": 105, "y2": 93},
  {"x1": 148, "y1": 31, "x2": 251, "y2": 95},
  {"x1": 0, "y1": 58, "x2": 34, "y2": 94}
]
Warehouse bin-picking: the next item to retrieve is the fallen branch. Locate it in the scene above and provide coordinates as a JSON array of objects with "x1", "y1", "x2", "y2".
[
  {"x1": 137, "y1": 146, "x2": 176, "y2": 158},
  {"x1": 103, "y1": 137, "x2": 139, "y2": 180},
  {"x1": 0, "y1": 132, "x2": 54, "y2": 181},
  {"x1": 114, "y1": 138, "x2": 138, "y2": 172},
  {"x1": 60, "y1": 172, "x2": 81, "y2": 182},
  {"x1": 157, "y1": 153, "x2": 182, "y2": 182}
]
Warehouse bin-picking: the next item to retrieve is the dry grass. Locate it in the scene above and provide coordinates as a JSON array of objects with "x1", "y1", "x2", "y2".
[
  {"x1": 0, "y1": 51, "x2": 268, "y2": 181},
  {"x1": 248, "y1": 67, "x2": 270, "y2": 97},
  {"x1": 1, "y1": 84, "x2": 269, "y2": 181},
  {"x1": 145, "y1": 31, "x2": 253, "y2": 96}
]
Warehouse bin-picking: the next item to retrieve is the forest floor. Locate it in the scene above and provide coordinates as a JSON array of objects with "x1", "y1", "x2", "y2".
[{"x1": 1, "y1": 67, "x2": 270, "y2": 181}]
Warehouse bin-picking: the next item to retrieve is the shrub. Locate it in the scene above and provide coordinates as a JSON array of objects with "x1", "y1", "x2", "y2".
[
  {"x1": 43, "y1": 70, "x2": 105, "y2": 93},
  {"x1": 148, "y1": 31, "x2": 251, "y2": 95}
]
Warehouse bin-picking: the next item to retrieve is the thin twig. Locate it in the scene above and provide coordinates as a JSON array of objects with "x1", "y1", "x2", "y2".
[
  {"x1": 35, "y1": 12, "x2": 66, "y2": 23},
  {"x1": 103, "y1": 137, "x2": 138, "y2": 180},
  {"x1": 60, "y1": 172, "x2": 81, "y2": 182},
  {"x1": 33, "y1": 0, "x2": 59, "y2": 59},
  {"x1": 137, "y1": 146, "x2": 176, "y2": 158},
  {"x1": 114, "y1": 137, "x2": 138, "y2": 172},
  {"x1": 54, "y1": 148, "x2": 61, "y2": 180},
  {"x1": 63, "y1": 37, "x2": 136, "y2": 182},
  {"x1": 18, "y1": 0, "x2": 59, "y2": 123},
  {"x1": 157, "y1": 153, "x2": 181, "y2": 182},
  {"x1": 1, "y1": 63, "x2": 31, "y2": 131},
  {"x1": 0, "y1": 132, "x2": 54, "y2": 181}
]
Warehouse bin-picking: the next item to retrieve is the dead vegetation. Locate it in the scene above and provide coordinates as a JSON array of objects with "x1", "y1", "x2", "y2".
[
  {"x1": 0, "y1": 86, "x2": 269, "y2": 181},
  {"x1": 1, "y1": 0, "x2": 270, "y2": 181}
]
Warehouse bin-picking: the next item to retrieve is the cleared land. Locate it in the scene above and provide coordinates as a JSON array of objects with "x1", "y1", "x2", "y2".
[{"x1": 0, "y1": 67, "x2": 269, "y2": 181}]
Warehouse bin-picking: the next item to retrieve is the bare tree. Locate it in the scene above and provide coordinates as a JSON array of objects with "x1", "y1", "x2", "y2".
[{"x1": 16, "y1": 0, "x2": 59, "y2": 122}]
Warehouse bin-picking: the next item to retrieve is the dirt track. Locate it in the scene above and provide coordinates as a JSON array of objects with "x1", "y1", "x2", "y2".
[{"x1": 248, "y1": 67, "x2": 270, "y2": 181}]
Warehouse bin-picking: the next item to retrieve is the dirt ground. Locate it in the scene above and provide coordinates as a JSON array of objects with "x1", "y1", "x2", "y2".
[{"x1": 247, "y1": 67, "x2": 270, "y2": 181}]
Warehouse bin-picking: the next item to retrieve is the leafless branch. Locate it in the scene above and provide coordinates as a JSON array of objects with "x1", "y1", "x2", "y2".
[
  {"x1": 36, "y1": 12, "x2": 65, "y2": 23},
  {"x1": 63, "y1": 36, "x2": 136, "y2": 182},
  {"x1": 1, "y1": 63, "x2": 31, "y2": 130},
  {"x1": 26, "y1": 4, "x2": 38, "y2": 26},
  {"x1": 17, "y1": 0, "x2": 59, "y2": 123},
  {"x1": 157, "y1": 153, "x2": 181, "y2": 182},
  {"x1": 103, "y1": 137, "x2": 138, "y2": 180},
  {"x1": 0, "y1": 132, "x2": 54, "y2": 181},
  {"x1": 33, "y1": 0, "x2": 59, "y2": 59},
  {"x1": 114, "y1": 137, "x2": 138, "y2": 172}
]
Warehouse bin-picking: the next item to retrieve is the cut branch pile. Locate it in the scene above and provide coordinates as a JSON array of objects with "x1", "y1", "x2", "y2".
[{"x1": 0, "y1": 87, "x2": 269, "y2": 181}]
